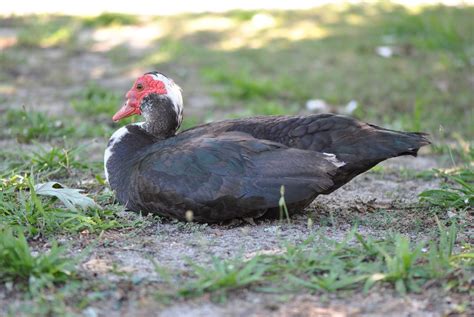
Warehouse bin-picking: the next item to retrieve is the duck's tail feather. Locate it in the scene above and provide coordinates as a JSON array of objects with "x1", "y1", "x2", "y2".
[{"x1": 321, "y1": 128, "x2": 431, "y2": 194}]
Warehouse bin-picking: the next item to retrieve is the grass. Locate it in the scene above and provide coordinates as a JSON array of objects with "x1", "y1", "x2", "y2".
[
  {"x1": 2, "y1": 4, "x2": 473, "y2": 138},
  {"x1": 176, "y1": 256, "x2": 268, "y2": 301},
  {"x1": 1, "y1": 108, "x2": 116, "y2": 141},
  {"x1": 148, "y1": 4, "x2": 474, "y2": 138},
  {"x1": 0, "y1": 49, "x2": 27, "y2": 81},
  {"x1": 419, "y1": 144, "x2": 473, "y2": 210},
  {"x1": 419, "y1": 168, "x2": 473, "y2": 209},
  {"x1": 71, "y1": 83, "x2": 137, "y2": 136},
  {"x1": 157, "y1": 223, "x2": 472, "y2": 301},
  {"x1": 0, "y1": 227, "x2": 76, "y2": 292},
  {"x1": 13, "y1": 13, "x2": 139, "y2": 48},
  {"x1": 380, "y1": 5, "x2": 474, "y2": 63},
  {"x1": 82, "y1": 12, "x2": 139, "y2": 28},
  {"x1": 0, "y1": 174, "x2": 124, "y2": 237},
  {"x1": 2, "y1": 145, "x2": 97, "y2": 181},
  {"x1": 71, "y1": 84, "x2": 122, "y2": 118},
  {"x1": 29, "y1": 146, "x2": 89, "y2": 176},
  {"x1": 201, "y1": 66, "x2": 307, "y2": 110},
  {"x1": 15, "y1": 16, "x2": 80, "y2": 48},
  {"x1": 2, "y1": 109, "x2": 75, "y2": 143}
]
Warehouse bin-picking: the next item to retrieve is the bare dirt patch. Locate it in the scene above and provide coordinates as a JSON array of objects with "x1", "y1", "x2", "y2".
[{"x1": 53, "y1": 156, "x2": 469, "y2": 317}]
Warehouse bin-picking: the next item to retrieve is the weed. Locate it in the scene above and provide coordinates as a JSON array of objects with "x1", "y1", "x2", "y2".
[
  {"x1": 1, "y1": 146, "x2": 90, "y2": 179},
  {"x1": 0, "y1": 227, "x2": 76, "y2": 292},
  {"x1": 16, "y1": 16, "x2": 80, "y2": 48},
  {"x1": 82, "y1": 13, "x2": 139, "y2": 28},
  {"x1": 178, "y1": 256, "x2": 268, "y2": 302},
  {"x1": 2, "y1": 109, "x2": 75, "y2": 143},
  {"x1": 0, "y1": 49, "x2": 27, "y2": 81},
  {"x1": 201, "y1": 67, "x2": 305, "y2": 109},
  {"x1": 279, "y1": 185, "x2": 291, "y2": 224},
  {"x1": 158, "y1": 224, "x2": 472, "y2": 300},
  {"x1": 71, "y1": 84, "x2": 122, "y2": 118},
  {"x1": 172, "y1": 220, "x2": 208, "y2": 233},
  {"x1": 228, "y1": 10, "x2": 257, "y2": 22},
  {"x1": 0, "y1": 174, "x2": 123, "y2": 237},
  {"x1": 244, "y1": 100, "x2": 297, "y2": 116},
  {"x1": 179, "y1": 115, "x2": 201, "y2": 131},
  {"x1": 370, "y1": 235, "x2": 423, "y2": 294},
  {"x1": 419, "y1": 168, "x2": 473, "y2": 209},
  {"x1": 380, "y1": 5, "x2": 474, "y2": 64},
  {"x1": 29, "y1": 146, "x2": 88, "y2": 177},
  {"x1": 74, "y1": 121, "x2": 115, "y2": 138}
]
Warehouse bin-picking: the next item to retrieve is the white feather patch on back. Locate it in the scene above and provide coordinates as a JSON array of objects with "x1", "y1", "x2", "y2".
[{"x1": 322, "y1": 152, "x2": 346, "y2": 168}]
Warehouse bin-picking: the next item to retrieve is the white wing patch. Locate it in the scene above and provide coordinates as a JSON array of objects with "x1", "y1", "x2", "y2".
[
  {"x1": 323, "y1": 152, "x2": 346, "y2": 168},
  {"x1": 104, "y1": 123, "x2": 144, "y2": 183},
  {"x1": 104, "y1": 125, "x2": 129, "y2": 183}
]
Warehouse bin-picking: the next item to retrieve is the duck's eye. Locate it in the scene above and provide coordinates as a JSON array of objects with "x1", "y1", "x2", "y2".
[{"x1": 136, "y1": 83, "x2": 144, "y2": 91}]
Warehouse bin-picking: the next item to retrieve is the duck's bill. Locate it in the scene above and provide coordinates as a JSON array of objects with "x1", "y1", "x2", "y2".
[{"x1": 112, "y1": 101, "x2": 141, "y2": 121}]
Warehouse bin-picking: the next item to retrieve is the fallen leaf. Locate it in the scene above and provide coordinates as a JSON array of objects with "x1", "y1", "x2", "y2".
[
  {"x1": 83, "y1": 258, "x2": 112, "y2": 273},
  {"x1": 34, "y1": 181, "x2": 97, "y2": 211}
]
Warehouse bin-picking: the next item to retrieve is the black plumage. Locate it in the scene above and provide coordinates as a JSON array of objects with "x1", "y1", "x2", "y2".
[{"x1": 104, "y1": 72, "x2": 430, "y2": 222}]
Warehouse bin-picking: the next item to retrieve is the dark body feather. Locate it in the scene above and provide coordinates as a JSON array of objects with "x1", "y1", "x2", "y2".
[{"x1": 106, "y1": 114, "x2": 430, "y2": 222}]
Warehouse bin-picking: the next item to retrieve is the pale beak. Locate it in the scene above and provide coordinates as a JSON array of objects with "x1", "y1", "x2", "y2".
[{"x1": 112, "y1": 99, "x2": 141, "y2": 121}]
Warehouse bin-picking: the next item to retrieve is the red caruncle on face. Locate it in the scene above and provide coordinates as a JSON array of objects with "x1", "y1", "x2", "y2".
[
  {"x1": 126, "y1": 75, "x2": 167, "y2": 105},
  {"x1": 112, "y1": 75, "x2": 168, "y2": 121}
]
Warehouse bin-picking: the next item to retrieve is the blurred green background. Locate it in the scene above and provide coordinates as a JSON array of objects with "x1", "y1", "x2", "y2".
[{"x1": 1, "y1": 2, "x2": 473, "y2": 156}]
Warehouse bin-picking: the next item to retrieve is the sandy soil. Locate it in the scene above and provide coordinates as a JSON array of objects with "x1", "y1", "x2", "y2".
[{"x1": 62, "y1": 156, "x2": 467, "y2": 317}]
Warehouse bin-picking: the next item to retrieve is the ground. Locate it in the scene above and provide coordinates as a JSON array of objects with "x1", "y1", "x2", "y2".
[{"x1": 0, "y1": 3, "x2": 473, "y2": 317}]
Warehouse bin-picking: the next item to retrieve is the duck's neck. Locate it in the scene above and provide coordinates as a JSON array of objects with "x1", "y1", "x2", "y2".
[
  {"x1": 105, "y1": 94, "x2": 182, "y2": 206},
  {"x1": 141, "y1": 94, "x2": 181, "y2": 139},
  {"x1": 104, "y1": 123, "x2": 156, "y2": 207}
]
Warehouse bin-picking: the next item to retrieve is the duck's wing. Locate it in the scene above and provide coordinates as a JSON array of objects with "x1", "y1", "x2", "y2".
[
  {"x1": 130, "y1": 131, "x2": 342, "y2": 222},
  {"x1": 184, "y1": 114, "x2": 430, "y2": 161},
  {"x1": 183, "y1": 114, "x2": 430, "y2": 193}
]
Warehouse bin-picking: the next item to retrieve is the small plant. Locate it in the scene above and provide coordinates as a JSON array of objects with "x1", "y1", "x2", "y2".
[
  {"x1": 0, "y1": 174, "x2": 122, "y2": 237},
  {"x1": 279, "y1": 185, "x2": 291, "y2": 224},
  {"x1": 29, "y1": 146, "x2": 88, "y2": 176},
  {"x1": 177, "y1": 256, "x2": 269, "y2": 301},
  {"x1": 71, "y1": 84, "x2": 121, "y2": 118},
  {"x1": 179, "y1": 115, "x2": 201, "y2": 131},
  {"x1": 201, "y1": 67, "x2": 304, "y2": 107},
  {"x1": 82, "y1": 13, "x2": 139, "y2": 28},
  {"x1": 419, "y1": 168, "x2": 473, "y2": 209},
  {"x1": 0, "y1": 227, "x2": 75, "y2": 292},
  {"x1": 371, "y1": 235, "x2": 423, "y2": 294},
  {"x1": 242, "y1": 100, "x2": 296, "y2": 116},
  {"x1": 164, "y1": 222, "x2": 472, "y2": 299},
  {"x1": 2, "y1": 109, "x2": 74, "y2": 143},
  {"x1": 16, "y1": 16, "x2": 80, "y2": 48},
  {"x1": 381, "y1": 5, "x2": 472, "y2": 64}
]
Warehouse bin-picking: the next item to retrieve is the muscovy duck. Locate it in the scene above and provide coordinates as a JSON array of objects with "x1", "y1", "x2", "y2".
[{"x1": 104, "y1": 71, "x2": 430, "y2": 222}]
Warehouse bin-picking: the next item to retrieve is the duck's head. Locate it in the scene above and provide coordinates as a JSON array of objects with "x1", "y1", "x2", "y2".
[{"x1": 113, "y1": 71, "x2": 183, "y2": 130}]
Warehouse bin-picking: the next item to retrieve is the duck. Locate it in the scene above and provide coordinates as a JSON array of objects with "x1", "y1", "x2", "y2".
[{"x1": 104, "y1": 71, "x2": 430, "y2": 222}]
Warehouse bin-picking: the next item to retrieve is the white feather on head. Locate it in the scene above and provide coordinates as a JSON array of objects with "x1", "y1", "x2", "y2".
[{"x1": 147, "y1": 72, "x2": 183, "y2": 128}]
